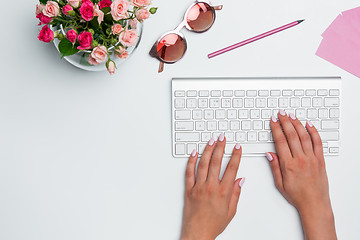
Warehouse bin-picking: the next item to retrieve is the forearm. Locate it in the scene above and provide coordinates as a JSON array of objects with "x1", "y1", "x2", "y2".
[{"x1": 298, "y1": 203, "x2": 337, "y2": 240}]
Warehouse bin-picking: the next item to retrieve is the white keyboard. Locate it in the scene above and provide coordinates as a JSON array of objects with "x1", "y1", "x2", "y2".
[{"x1": 172, "y1": 77, "x2": 341, "y2": 158}]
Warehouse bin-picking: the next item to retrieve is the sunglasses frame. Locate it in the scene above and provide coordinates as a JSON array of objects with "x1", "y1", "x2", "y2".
[{"x1": 149, "y1": 0, "x2": 223, "y2": 72}]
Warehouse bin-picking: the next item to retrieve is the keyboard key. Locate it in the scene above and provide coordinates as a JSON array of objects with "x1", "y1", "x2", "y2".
[
  {"x1": 324, "y1": 98, "x2": 339, "y2": 107},
  {"x1": 261, "y1": 109, "x2": 272, "y2": 119},
  {"x1": 210, "y1": 98, "x2": 220, "y2": 108},
  {"x1": 238, "y1": 110, "x2": 249, "y2": 119},
  {"x1": 175, "y1": 91, "x2": 185, "y2": 97},
  {"x1": 247, "y1": 90, "x2": 257, "y2": 97},
  {"x1": 187, "y1": 90, "x2": 197, "y2": 97},
  {"x1": 227, "y1": 109, "x2": 237, "y2": 119},
  {"x1": 318, "y1": 131, "x2": 339, "y2": 141},
  {"x1": 290, "y1": 98, "x2": 301, "y2": 107},
  {"x1": 248, "y1": 132, "x2": 257, "y2": 141},
  {"x1": 240, "y1": 143, "x2": 276, "y2": 154},
  {"x1": 222, "y1": 98, "x2": 231, "y2": 108},
  {"x1": 175, "y1": 121, "x2": 194, "y2": 131},
  {"x1": 306, "y1": 89, "x2": 316, "y2": 96},
  {"x1": 242, "y1": 120, "x2": 251, "y2": 130},
  {"x1": 312, "y1": 97, "x2": 322, "y2": 107},
  {"x1": 259, "y1": 90, "x2": 269, "y2": 97},
  {"x1": 175, "y1": 110, "x2": 191, "y2": 120},
  {"x1": 329, "y1": 108, "x2": 340, "y2": 118},
  {"x1": 192, "y1": 110, "x2": 202, "y2": 120},
  {"x1": 187, "y1": 98, "x2": 197, "y2": 108},
  {"x1": 187, "y1": 143, "x2": 197, "y2": 154},
  {"x1": 301, "y1": 98, "x2": 311, "y2": 107},
  {"x1": 233, "y1": 99, "x2": 243, "y2": 108},
  {"x1": 211, "y1": 90, "x2": 221, "y2": 97},
  {"x1": 199, "y1": 90, "x2": 209, "y2": 97},
  {"x1": 329, "y1": 89, "x2": 340, "y2": 96},
  {"x1": 234, "y1": 90, "x2": 245, "y2": 97},
  {"x1": 329, "y1": 147, "x2": 339, "y2": 153},
  {"x1": 175, "y1": 99, "x2": 185, "y2": 108},
  {"x1": 307, "y1": 109, "x2": 318, "y2": 119},
  {"x1": 253, "y1": 120, "x2": 263, "y2": 130},
  {"x1": 236, "y1": 132, "x2": 246, "y2": 142},
  {"x1": 207, "y1": 121, "x2": 217, "y2": 131},
  {"x1": 244, "y1": 98, "x2": 254, "y2": 108},
  {"x1": 256, "y1": 98, "x2": 267, "y2": 108},
  {"x1": 318, "y1": 89, "x2": 328, "y2": 96},
  {"x1": 223, "y1": 90, "x2": 233, "y2": 97},
  {"x1": 199, "y1": 144, "x2": 207, "y2": 154},
  {"x1": 175, "y1": 144, "x2": 185, "y2": 155},
  {"x1": 267, "y1": 98, "x2": 277, "y2": 108},
  {"x1": 294, "y1": 90, "x2": 304, "y2": 96},
  {"x1": 322, "y1": 120, "x2": 339, "y2": 129},
  {"x1": 201, "y1": 132, "x2": 211, "y2": 142},
  {"x1": 175, "y1": 133, "x2": 200, "y2": 142},
  {"x1": 318, "y1": 109, "x2": 329, "y2": 118},
  {"x1": 258, "y1": 132, "x2": 269, "y2": 141},
  {"x1": 195, "y1": 121, "x2": 205, "y2": 131},
  {"x1": 198, "y1": 99, "x2": 208, "y2": 108},
  {"x1": 250, "y1": 109, "x2": 260, "y2": 119},
  {"x1": 230, "y1": 121, "x2": 240, "y2": 130},
  {"x1": 282, "y1": 90, "x2": 293, "y2": 96},
  {"x1": 213, "y1": 132, "x2": 222, "y2": 139},
  {"x1": 270, "y1": 90, "x2": 281, "y2": 96},
  {"x1": 295, "y1": 109, "x2": 306, "y2": 119},
  {"x1": 204, "y1": 110, "x2": 214, "y2": 119},
  {"x1": 219, "y1": 121, "x2": 228, "y2": 131},
  {"x1": 225, "y1": 132, "x2": 234, "y2": 142},
  {"x1": 279, "y1": 98, "x2": 289, "y2": 108},
  {"x1": 215, "y1": 109, "x2": 226, "y2": 119}
]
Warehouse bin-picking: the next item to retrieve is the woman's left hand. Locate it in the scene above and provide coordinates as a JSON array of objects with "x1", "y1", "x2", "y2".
[{"x1": 180, "y1": 134, "x2": 245, "y2": 240}]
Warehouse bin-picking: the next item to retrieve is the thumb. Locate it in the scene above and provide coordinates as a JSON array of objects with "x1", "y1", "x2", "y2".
[{"x1": 228, "y1": 178, "x2": 245, "y2": 219}]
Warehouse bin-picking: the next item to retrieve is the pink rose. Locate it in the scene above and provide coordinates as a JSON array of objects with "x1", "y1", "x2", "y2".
[
  {"x1": 66, "y1": 29, "x2": 78, "y2": 43},
  {"x1": 119, "y1": 29, "x2": 138, "y2": 47},
  {"x1": 111, "y1": 24, "x2": 123, "y2": 35},
  {"x1": 80, "y1": 1, "x2": 94, "y2": 21},
  {"x1": 63, "y1": 4, "x2": 73, "y2": 15},
  {"x1": 77, "y1": 31, "x2": 93, "y2": 50},
  {"x1": 99, "y1": 0, "x2": 112, "y2": 9},
  {"x1": 38, "y1": 25, "x2": 54, "y2": 43},
  {"x1": 135, "y1": 8, "x2": 150, "y2": 21},
  {"x1": 107, "y1": 61, "x2": 116, "y2": 75},
  {"x1": 36, "y1": 13, "x2": 52, "y2": 25},
  {"x1": 36, "y1": 4, "x2": 45, "y2": 15},
  {"x1": 115, "y1": 46, "x2": 129, "y2": 59},
  {"x1": 111, "y1": 0, "x2": 129, "y2": 21},
  {"x1": 130, "y1": 0, "x2": 151, "y2": 7},
  {"x1": 94, "y1": 5, "x2": 104, "y2": 25},
  {"x1": 42, "y1": 1, "x2": 60, "y2": 18},
  {"x1": 67, "y1": 0, "x2": 80, "y2": 8},
  {"x1": 129, "y1": 19, "x2": 138, "y2": 29},
  {"x1": 89, "y1": 46, "x2": 108, "y2": 65}
]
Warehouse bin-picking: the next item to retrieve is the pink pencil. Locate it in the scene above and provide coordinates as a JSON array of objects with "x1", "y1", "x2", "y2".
[{"x1": 208, "y1": 20, "x2": 305, "y2": 59}]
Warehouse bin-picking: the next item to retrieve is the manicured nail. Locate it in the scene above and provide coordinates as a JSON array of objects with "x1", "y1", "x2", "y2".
[
  {"x1": 239, "y1": 178, "x2": 246, "y2": 188},
  {"x1": 218, "y1": 133, "x2": 225, "y2": 142},
  {"x1": 191, "y1": 149, "x2": 197, "y2": 157},
  {"x1": 307, "y1": 120, "x2": 314, "y2": 128},
  {"x1": 279, "y1": 109, "x2": 287, "y2": 116},
  {"x1": 271, "y1": 116, "x2": 278, "y2": 123},
  {"x1": 265, "y1": 153, "x2": 273, "y2": 162},
  {"x1": 289, "y1": 113, "x2": 296, "y2": 120},
  {"x1": 235, "y1": 143, "x2": 241, "y2": 150},
  {"x1": 208, "y1": 138, "x2": 215, "y2": 146}
]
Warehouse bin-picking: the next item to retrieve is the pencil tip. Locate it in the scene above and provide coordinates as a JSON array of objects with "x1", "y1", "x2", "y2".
[{"x1": 298, "y1": 19, "x2": 305, "y2": 24}]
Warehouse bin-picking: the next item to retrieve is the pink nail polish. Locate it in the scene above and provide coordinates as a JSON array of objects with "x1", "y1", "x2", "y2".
[
  {"x1": 239, "y1": 178, "x2": 246, "y2": 188},
  {"x1": 289, "y1": 113, "x2": 297, "y2": 120},
  {"x1": 279, "y1": 109, "x2": 287, "y2": 116},
  {"x1": 219, "y1": 133, "x2": 225, "y2": 142},
  {"x1": 307, "y1": 120, "x2": 314, "y2": 128},
  {"x1": 271, "y1": 116, "x2": 278, "y2": 123},
  {"x1": 191, "y1": 149, "x2": 197, "y2": 157},
  {"x1": 235, "y1": 143, "x2": 241, "y2": 150},
  {"x1": 265, "y1": 153, "x2": 273, "y2": 161},
  {"x1": 208, "y1": 138, "x2": 215, "y2": 146}
]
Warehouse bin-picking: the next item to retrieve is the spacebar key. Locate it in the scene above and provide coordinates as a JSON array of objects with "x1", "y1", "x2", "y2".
[
  {"x1": 175, "y1": 133, "x2": 200, "y2": 142},
  {"x1": 241, "y1": 143, "x2": 276, "y2": 155}
]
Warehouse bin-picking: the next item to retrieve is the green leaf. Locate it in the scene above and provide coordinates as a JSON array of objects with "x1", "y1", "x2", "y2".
[
  {"x1": 58, "y1": 39, "x2": 79, "y2": 58},
  {"x1": 101, "y1": 7, "x2": 111, "y2": 14},
  {"x1": 39, "y1": 0, "x2": 48, "y2": 4},
  {"x1": 149, "y1": 7, "x2": 158, "y2": 14},
  {"x1": 90, "y1": 17, "x2": 100, "y2": 31}
]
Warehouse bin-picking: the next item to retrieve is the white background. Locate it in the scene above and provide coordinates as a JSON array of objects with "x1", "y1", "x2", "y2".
[{"x1": 1, "y1": 0, "x2": 360, "y2": 239}]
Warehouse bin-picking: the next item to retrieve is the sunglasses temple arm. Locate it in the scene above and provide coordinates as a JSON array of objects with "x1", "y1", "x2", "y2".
[
  {"x1": 158, "y1": 61, "x2": 165, "y2": 73},
  {"x1": 213, "y1": 5, "x2": 223, "y2": 10}
]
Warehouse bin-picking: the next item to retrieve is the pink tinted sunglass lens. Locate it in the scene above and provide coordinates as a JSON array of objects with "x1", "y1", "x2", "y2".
[
  {"x1": 157, "y1": 33, "x2": 186, "y2": 62},
  {"x1": 186, "y1": 3, "x2": 214, "y2": 32}
]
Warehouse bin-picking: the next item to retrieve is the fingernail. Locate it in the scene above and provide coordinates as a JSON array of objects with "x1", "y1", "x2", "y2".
[
  {"x1": 307, "y1": 120, "x2": 314, "y2": 128},
  {"x1": 279, "y1": 109, "x2": 287, "y2": 116},
  {"x1": 235, "y1": 143, "x2": 241, "y2": 150},
  {"x1": 265, "y1": 152, "x2": 273, "y2": 162},
  {"x1": 289, "y1": 113, "x2": 297, "y2": 120},
  {"x1": 239, "y1": 178, "x2": 246, "y2": 188},
  {"x1": 208, "y1": 138, "x2": 215, "y2": 146},
  {"x1": 191, "y1": 149, "x2": 197, "y2": 157},
  {"x1": 271, "y1": 116, "x2": 278, "y2": 123},
  {"x1": 218, "y1": 133, "x2": 225, "y2": 142}
]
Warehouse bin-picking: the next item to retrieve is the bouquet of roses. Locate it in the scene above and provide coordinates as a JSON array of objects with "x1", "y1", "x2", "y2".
[{"x1": 36, "y1": 0, "x2": 157, "y2": 74}]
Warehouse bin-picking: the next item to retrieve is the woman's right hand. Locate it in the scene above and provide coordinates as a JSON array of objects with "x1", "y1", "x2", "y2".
[{"x1": 267, "y1": 110, "x2": 337, "y2": 240}]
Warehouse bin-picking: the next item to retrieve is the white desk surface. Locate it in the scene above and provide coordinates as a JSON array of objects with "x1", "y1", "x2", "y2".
[{"x1": 1, "y1": 0, "x2": 360, "y2": 239}]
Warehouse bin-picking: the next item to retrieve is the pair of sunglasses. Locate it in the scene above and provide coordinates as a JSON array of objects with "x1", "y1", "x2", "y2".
[{"x1": 149, "y1": 1, "x2": 223, "y2": 73}]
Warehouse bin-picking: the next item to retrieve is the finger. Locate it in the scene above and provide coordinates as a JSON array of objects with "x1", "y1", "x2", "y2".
[
  {"x1": 265, "y1": 152, "x2": 284, "y2": 191},
  {"x1": 288, "y1": 113, "x2": 313, "y2": 155},
  {"x1": 185, "y1": 149, "x2": 198, "y2": 192},
  {"x1": 196, "y1": 138, "x2": 216, "y2": 184},
  {"x1": 221, "y1": 143, "x2": 242, "y2": 187},
  {"x1": 270, "y1": 116, "x2": 292, "y2": 162},
  {"x1": 208, "y1": 133, "x2": 226, "y2": 182},
  {"x1": 306, "y1": 121, "x2": 325, "y2": 161},
  {"x1": 228, "y1": 178, "x2": 245, "y2": 219},
  {"x1": 278, "y1": 110, "x2": 303, "y2": 156}
]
